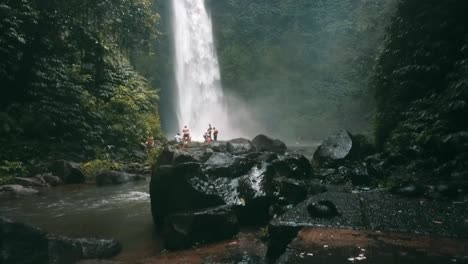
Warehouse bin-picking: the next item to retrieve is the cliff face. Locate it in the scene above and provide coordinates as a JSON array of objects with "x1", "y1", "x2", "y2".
[
  {"x1": 208, "y1": 0, "x2": 396, "y2": 140},
  {"x1": 373, "y1": 0, "x2": 468, "y2": 183}
]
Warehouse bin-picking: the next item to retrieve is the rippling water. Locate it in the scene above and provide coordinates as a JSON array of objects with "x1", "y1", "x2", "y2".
[{"x1": 0, "y1": 181, "x2": 160, "y2": 261}]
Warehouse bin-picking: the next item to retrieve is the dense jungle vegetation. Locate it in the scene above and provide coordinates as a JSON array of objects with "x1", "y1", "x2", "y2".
[
  {"x1": 372, "y1": 0, "x2": 468, "y2": 182},
  {"x1": 0, "y1": 0, "x2": 162, "y2": 162},
  {"x1": 1, "y1": 0, "x2": 467, "y2": 185}
]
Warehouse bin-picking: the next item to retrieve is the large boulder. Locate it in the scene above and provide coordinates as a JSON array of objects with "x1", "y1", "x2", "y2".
[
  {"x1": 0, "y1": 185, "x2": 39, "y2": 195},
  {"x1": 210, "y1": 141, "x2": 228, "y2": 152},
  {"x1": 203, "y1": 152, "x2": 256, "y2": 179},
  {"x1": 251, "y1": 134, "x2": 287, "y2": 154},
  {"x1": 162, "y1": 205, "x2": 239, "y2": 250},
  {"x1": 0, "y1": 217, "x2": 49, "y2": 264},
  {"x1": 12, "y1": 177, "x2": 47, "y2": 188},
  {"x1": 313, "y1": 130, "x2": 375, "y2": 165},
  {"x1": 272, "y1": 154, "x2": 312, "y2": 180},
  {"x1": 313, "y1": 130, "x2": 353, "y2": 164},
  {"x1": 150, "y1": 163, "x2": 225, "y2": 227},
  {"x1": 150, "y1": 160, "x2": 277, "y2": 227},
  {"x1": 0, "y1": 218, "x2": 121, "y2": 264},
  {"x1": 226, "y1": 138, "x2": 255, "y2": 155},
  {"x1": 95, "y1": 171, "x2": 146, "y2": 186},
  {"x1": 47, "y1": 160, "x2": 85, "y2": 184}
]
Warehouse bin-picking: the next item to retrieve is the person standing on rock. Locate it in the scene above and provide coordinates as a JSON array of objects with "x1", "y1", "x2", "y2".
[
  {"x1": 182, "y1": 126, "x2": 190, "y2": 142},
  {"x1": 208, "y1": 124, "x2": 212, "y2": 138},
  {"x1": 213, "y1": 127, "x2": 218, "y2": 141}
]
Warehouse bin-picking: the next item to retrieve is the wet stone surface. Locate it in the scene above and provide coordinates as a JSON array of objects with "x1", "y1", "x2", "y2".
[
  {"x1": 361, "y1": 191, "x2": 468, "y2": 238},
  {"x1": 276, "y1": 228, "x2": 468, "y2": 264}
]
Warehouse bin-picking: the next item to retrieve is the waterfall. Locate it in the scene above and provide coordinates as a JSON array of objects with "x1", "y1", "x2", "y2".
[{"x1": 172, "y1": 0, "x2": 235, "y2": 140}]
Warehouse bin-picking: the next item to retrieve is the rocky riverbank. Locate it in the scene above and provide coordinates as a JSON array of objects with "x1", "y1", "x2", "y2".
[{"x1": 149, "y1": 132, "x2": 468, "y2": 263}]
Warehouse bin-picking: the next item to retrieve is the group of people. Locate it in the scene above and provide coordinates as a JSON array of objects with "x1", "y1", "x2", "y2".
[
  {"x1": 203, "y1": 124, "x2": 219, "y2": 143},
  {"x1": 174, "y1": 124, "x2": 219, "y2": 147}
]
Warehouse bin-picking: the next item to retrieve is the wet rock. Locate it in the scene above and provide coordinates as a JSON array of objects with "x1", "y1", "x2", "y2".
[
  {"x1": 360, "y1": 191, "x2": 468, "y2": 237},
  {"x1": 95, "y1": 170, "x2": 146, "y2": 186},
  {"x1": 272, "y1": 177, "x2": 308, "y2": 205},
  {"x1": 48, "y1": 236, "x2": 121, "y2": 263},
  {"x1": 313, "y1": 130, "x2": 353, "y2": 164},
  {"x1": 266, "y1": 192, "x2": 363, "y2": 261},
  {"x1": 47, "y1": 160, "x2": 85, "y2": 184},
  {"x1": 173, "y1": 149, "x2": 198, "y2": 164},
  {"x1": 155, "y1": 145, "x2": 178, "y2": 166},
  {"x1": 235, "y1": 163, "x2": 277, "y2": 225},
  {"x1": 155, "y1": 145, "x2": 198, "y2": 166},
  {"x1": 36, "y1": 173, "x2": 64, "y2": 186},
  {"x1": 210, "y1": 141, "x2": 228, "y2": 152},
  {"x1": 246, "y1": 152, "x2": 279, "y2": 163},
  {"x1": 251, "y1": 134, "x2": 287, "y2": 154},
  {"x1": 349, "y1": 163, "x2": 372, "y2": 186},
  {"x1": 0, "y1": 218, "x2": 121, "y2": 264},
  {"x1": 0, "y1": 217, "x2": 49, "y2": 264},
  {"x1": 203, "y1": 152, "x2": 256, "y2": 179},
  {"x1": 163, "y1": 205, "x2": 239, "y2": 250},
  {"x1": 150, "y1": 160, "x2": 277, "y2": 227},
  {"x1": 150, "y1": 163, "x2": 225, "y2": 227},
  {"x1": 271, "y1": 155, "x2": 312, "y2": 181},
  {"x1": 226, "y1": 138, "x2": 255, "y2": 155},
  {"x1": 183, "y1": 147, "x2": 213, "y2": 163},
  {"x1": 307, "y1": 200, "x2": 341, "y2": 218},
  {"x1": 0, "y1": 184, "x2": 39, "y2": 195},
  {"x1": 390, "y1": 183, "x2": 425, "y2": 197},
  {"x1": 433, "y1": 183, "x2": 459, "y2": 199},
  {"x1": 12, "y1": 177, "x2": 47, "y2": 188}
]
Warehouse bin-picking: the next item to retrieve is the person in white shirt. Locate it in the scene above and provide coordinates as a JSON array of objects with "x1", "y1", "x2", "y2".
[{"x1": 174, "y1": 133, "x2": 182, "y2": 143}]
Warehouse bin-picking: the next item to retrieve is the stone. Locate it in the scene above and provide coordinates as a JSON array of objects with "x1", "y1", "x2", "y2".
[
  {"x1": 150, "y1": 163, "x2": 225, "y2": 227},
  {"x1": 390, "y1": 183, "x2": 426, "y2": 197},
  {"x1": 162, "y1": 205, "x2": 239, "y2": 250},
  {"x1": 47, "y1": 160, "x2": 85, "y2": 184},
  {"x1": 12, "y1": 177, "x2": 47, "y2": 188},
  {"x1": 313, "y1": 130, "x2": 353, "y2": 164},
  {"x1": 95, "y1": 170, "x2": 146, "y2": 186},
  {"x1": 226, "y1": 138, "x2": 255, "y2": 155},
  {"x1": 0, "y1": 217, "x2": 49, "y2": 264},
  {"x1": 210, "y1": 141, "x2": 228, "y2": 152},
  {"x1": 0, "y1": 184, "x2": 39, "y2": 195},
  {"x1": 48, "y1": 236, "x2": 121, "y2": 262},
  {"x1": 307, "y1": 200, "x2": 341, "y2": 218},
  {"x1": 203, "y1": 152, "x2": 256, "y2": 179},
  {"x1": 36, "y1": 173, "x2": 64, "y2": 186},
  {"x1": 251, "y1": 134, "x2": 287, "y2": 154},
  {"x1": 272, "y1": 177, "x2": 308, "y2": 205},
  {"x1": 0, "y1": 218, "x2": 121, "y2": 264}
]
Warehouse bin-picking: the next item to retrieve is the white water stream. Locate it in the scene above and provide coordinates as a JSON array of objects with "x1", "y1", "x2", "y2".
[{"x1": 172, "y1": 0, "x2": 237, "y2": 140}]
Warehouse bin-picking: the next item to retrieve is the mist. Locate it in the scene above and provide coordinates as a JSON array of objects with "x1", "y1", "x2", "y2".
[{"x1": 159, "y1": 0, "x2": 397, "y2": 143}]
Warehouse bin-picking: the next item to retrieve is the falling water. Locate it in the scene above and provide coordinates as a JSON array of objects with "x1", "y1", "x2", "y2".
[{"x1": 172, "y1": 0, "x2": 236, "y2": 140}]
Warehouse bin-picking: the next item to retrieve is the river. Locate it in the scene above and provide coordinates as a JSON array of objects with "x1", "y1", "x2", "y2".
[{"x1": 0, "y1": 181, "x2": 160, "y2": 261}]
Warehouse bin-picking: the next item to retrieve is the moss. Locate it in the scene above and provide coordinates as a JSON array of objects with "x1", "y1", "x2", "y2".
[
  {"x1": 81, "y1": 159, "x2": 122, "y2": 182},
  {"x1": 146, "y1": 147, "x2": 162, "y2": 167}
]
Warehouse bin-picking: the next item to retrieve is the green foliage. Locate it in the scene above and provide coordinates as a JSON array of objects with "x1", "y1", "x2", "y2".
[
  {"x1": 372, "y1": 0, "x2": 468, "y2": 149},
  {"x1": 146, "y1": 146, "x2": 162, "y2": 167},
  {"x1": 81, "y1": 159, "x2": 122, "y2": 182},
  {"x1": 0, "y1": 161, "x2": 29, "y2": 184},
  {"x1": 0, "y1": 0, "x2": 162, "y2": 160}
]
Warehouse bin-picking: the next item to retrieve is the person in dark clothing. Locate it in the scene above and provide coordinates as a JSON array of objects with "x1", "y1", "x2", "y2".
[{"x1": 213, "y1": 127, "x2": 218, "y2": 141}]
